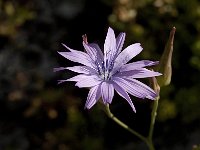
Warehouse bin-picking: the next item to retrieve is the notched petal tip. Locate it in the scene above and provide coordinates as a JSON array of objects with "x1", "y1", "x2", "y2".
[
  {"x1": 136, "y1": 43, "x2": 143, "y2": 51},
  {"x1": 152, "y1": 71, "x2": 162, "y2": 76},
  {"x1": 108, "y1": 26, "x2": 114, "y2": 31},
  {"x1": 129, "y1": 101, "x2": 136, "y2": 113},
  {"x1": 57, "y1": 51, "x2": 64, "y2": 56},
  {"x1": 149, "y1": 61, "x2": 159, "y2": 66},
  {"x1": 53, "y1": 67, "x2": 66, "y2": 72},
  {"x1": 57, "y1": 51, "x2": 70, "y2": 59},
  {"x1": 74, "y1": 83, "x2": 79, "y2": 87},
  {"x1": 156, "y1": 72, "x2": 163, "y2": 76},
  {"x1": 84, "y1": 105, "x2": 90, "y2": 110},
  {"x1": 57, "y1": 80, "x2": 66, "y2": 84},
  {"x1": 146, "y1": 94, "x2": 157, "y2": 100},
  {"x1": 61, "y1": 43, "x2": 69, "y2": 50},
  {"x1": 61, "y1": 43, "x2": 74, "y2": 52},
  {"x1": 84, "y1": 102, "x2": 95, "y2": 110}
]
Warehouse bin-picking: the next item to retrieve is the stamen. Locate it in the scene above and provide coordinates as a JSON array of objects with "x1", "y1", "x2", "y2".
[{"x1": 82, "y1": 34, "x2": 88, "y2": 44}]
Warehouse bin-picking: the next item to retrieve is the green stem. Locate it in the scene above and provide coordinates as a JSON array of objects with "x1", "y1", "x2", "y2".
[
  {"x1": 147, "y1": 96, "x2": 160, "y2": 150},
  {"x1": 105, "y1": 104, "x2": 147, "y2": 143},
  {"x1": 146, "y1": 141, "x2": 155, "y2": 150},
  {"x1": 148, "y1": 97, "x2": 159, "y2": 139},
  {"x1": 105, "y1": 100, "x2": 159, "y2": 150}
]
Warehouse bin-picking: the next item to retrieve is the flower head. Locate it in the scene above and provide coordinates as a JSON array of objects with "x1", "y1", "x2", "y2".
[{"x1": 54, "y1": 27, "x2": 161, "y2": 112}]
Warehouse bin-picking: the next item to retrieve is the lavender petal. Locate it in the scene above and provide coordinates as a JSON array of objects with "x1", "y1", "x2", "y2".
[
  {"x1": 75, "y1": 75, "x2": 102, "y2": 88},
  {"x1": 57, "y1": 51, "x2": 94, "y2": 68},
  {"x1": 88, "y1": 43, "x2": 103, "y2": 59},
  {"x1": 57, "y1": 74, "x2": 90, "y2": 84},
  {"x1": 66, "y1": 66, "x2": 97, "y2": 74},
  {"x1": 57, "y1": 80, "x2": 68, "y2": 84},
  {"x1": 104, "y1": 27, "x2": 116, "y2": 65},
  {"x1": 123, "y1": 77, "x2": 157, "y2": 100},
  {"x1": 113, "y1": 77, "x2": 157, "y2": 100},
  {"x1": 85, "y1": 85, "x2": 101, "y2": 109},
  {"x1": 61, "y1": 43, "x2": 78, "y2": 52},
  {"x1": 116, "y1": 32, "x2": 126, "y2": 55},
  {"x1": 53, "y1": 67, "x2": 67, "y2": 72},
  {"x1": 104, "y1": 27, "x2": 116, "y2": 55},
  {"x1": 83, "y1": 42, "x2": 97, "y2": 61},
  {"x1": 113, "y1": 43, "x2": 143, "y2": 71},
  {"x1": 83, "y1": 42, "x2": 104, "y2": 67},
  {"x1": 66, "y1": 74, "x2": 90, "y2": 82},
  {"x1": 120, "y1": 60, "x2": 159, "y2": 72},
  {"x1": 113, "y1": 81, "x2": 136, "y2": 112},
  {"x1": 101, "y1": 81, "x2": 114, "y2": 104},
  {"x1": 116, "y1": 68, "x2": 162, "y2": 78},
  {"x1": 112, "y1": 77, "x2": 148, "y2": 99}
]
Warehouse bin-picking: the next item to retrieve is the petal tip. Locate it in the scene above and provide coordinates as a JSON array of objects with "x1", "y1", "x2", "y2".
[
  {"x1": 53, "y1": 68, "x2": 58, "y2": 72},
  {"x1": 57, "y1": 51, "x2": 63, "y2": 56},
  {"x1": 61, "y1": 43, "x2": 67, "y2": 48},
  {"x1": 107, "y1": 27, "x2": 115, "y2": 35},
  {"x1": 57, "y1": 80, "x2": 65, "y2": 84},
  {"x1": 84, "y1": 105, "x2": 90, "y2": 110},
  {"x1": 53, "y1": 67, "x2": 66, "y2": 72},
  {"x1": 108, "y1": 27, "x2": 113, "y2": 30},
  {"x1": 61, "y1": 43, "x2": 65, "y2": 46}
]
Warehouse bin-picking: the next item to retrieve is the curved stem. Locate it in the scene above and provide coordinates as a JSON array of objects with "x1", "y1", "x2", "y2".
[
  {"x1": 145, "y1": 96, "x2": 159, "y2": 150},
  {"x1": 146, "y1": 76, "x2": 160, "y2": 150},
  {"x1": 104, "y1": 100, "x2": 159, "y2": 150},
  {"x1": 146, "y1": 141, "x2": 155, "y2": 150},
  {"x1": 148, "y1": 97, "x2": 159, "y2": 141},
  {"x1": 105, "y1": 104, "x2": 148, "y2": 144}
]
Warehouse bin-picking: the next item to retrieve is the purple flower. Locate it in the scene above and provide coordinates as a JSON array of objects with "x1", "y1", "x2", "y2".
[{"x1": 54, "y1": 27, "x2": 161, "y2": 112}]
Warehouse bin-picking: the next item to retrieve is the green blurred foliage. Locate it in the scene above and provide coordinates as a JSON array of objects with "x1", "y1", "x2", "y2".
[
  {"x1": 0, "y1": 0, "x2": 200, "y2": 149},
  {"x1": 0, "y1": 0, "x2": 35, "y2": 37},
  {"x1": 193, "y1": 145, "x2": 200, "y2": 150}
]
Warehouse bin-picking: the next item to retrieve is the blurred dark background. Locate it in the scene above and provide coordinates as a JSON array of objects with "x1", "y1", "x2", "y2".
[{"x1": 0, "y1": 0, "x2": 200, "y2": 150}]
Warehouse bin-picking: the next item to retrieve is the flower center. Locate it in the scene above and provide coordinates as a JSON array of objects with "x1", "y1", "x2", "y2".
[
  {"x1": 97, "y1": 60, "x2": 114, "y2": 81},
  {"x1": 100, "y1": 70, "x2": 111, "y2": 80}
]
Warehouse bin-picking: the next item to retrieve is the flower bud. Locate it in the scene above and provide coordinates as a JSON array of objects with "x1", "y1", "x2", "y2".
[{"x1": 156, "y1": 27, "x2": 176, "y2": 87}]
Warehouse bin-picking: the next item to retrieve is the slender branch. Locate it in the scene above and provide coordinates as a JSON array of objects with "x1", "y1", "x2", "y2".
[
  {"x1": 148, "y1": 97, "x2": 159, "y2": 141},
  {"x1": 145, "y1": 97, "x2": 160, "y2": 150},
  {"x1": 146, "y1": 141, "x2": 155, "y2": 150},
  {"x1": 105, "y1": 104, "x2": 148, "y2": 143},
  {"x1": 147, "y1": 75, "x2": 161, "y2": 150}
]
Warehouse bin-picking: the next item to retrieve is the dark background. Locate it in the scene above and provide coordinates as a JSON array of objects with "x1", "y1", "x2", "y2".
[{"x1": 0, "y1": 0, "x2": 200, "y2": 149}]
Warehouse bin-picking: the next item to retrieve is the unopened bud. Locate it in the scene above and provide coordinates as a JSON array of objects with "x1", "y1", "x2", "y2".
[{"x1": 156, "y1": 27, "x2": 176, "y2": 87}]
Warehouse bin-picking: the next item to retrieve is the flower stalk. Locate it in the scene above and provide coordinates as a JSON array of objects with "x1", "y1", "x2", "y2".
[
  {"x1": 148, "y1": 97, "x2": 159, "y2": 143},
  {"x1": 105, "y1": 104, "x2": 147, "y2": 142},
  {"x1": 148, "y1": 75, "x2": 160, "y2": 140},
  {"x1": 105, "y1": 104, "x2": 156, "y2": 150}
]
